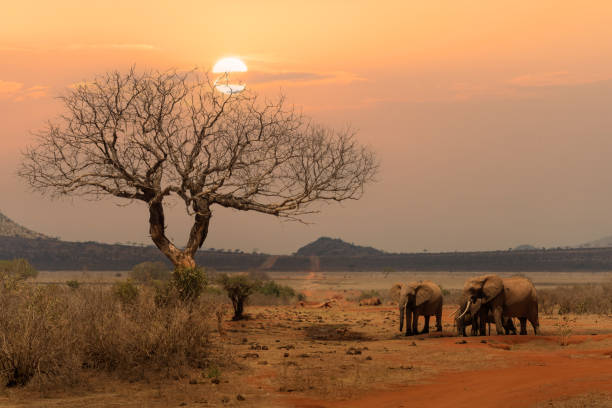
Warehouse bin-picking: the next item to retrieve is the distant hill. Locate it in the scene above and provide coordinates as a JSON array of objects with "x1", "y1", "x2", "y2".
[
  {"x1": 0, "y1": 211, "x2": 49, "y2": 239},
  {"x1": 577, "y1": 235, "x2": 612, "y2": 249},
  {"x1": 0, "y1": 236, "x2": 270, "y2": 271},
  {"x1": 296, "y1": 237, "x2": 385, "y2": 257},
  {"x1": 513, "y1": 244, "x2": 538, "y2": 251}
]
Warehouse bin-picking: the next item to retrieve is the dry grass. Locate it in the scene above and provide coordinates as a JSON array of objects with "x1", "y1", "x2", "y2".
[
  {"x1": 0, "y1": 283, "x2": 223, "y2": 389},
  {"x1": 539, "y1": 283, "x2": 612, "y2": 315}
]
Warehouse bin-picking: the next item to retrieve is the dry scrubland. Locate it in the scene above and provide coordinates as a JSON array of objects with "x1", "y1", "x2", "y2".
[{"x1": 1, "y1": 271, "x2": 611, "y2": 407}]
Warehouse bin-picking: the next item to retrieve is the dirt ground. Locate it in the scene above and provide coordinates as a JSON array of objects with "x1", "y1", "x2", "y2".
[{"x1": 3, "y1": 273, "x2": 612, "y2": 408}]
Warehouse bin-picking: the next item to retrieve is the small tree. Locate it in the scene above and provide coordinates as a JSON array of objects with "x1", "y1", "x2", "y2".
[
  {"x1": 19, "y1": 69, "x2": 378, "y2": 271},
  {"x1": 219, "y1": 274, "x2": 260, "y2": 320}
]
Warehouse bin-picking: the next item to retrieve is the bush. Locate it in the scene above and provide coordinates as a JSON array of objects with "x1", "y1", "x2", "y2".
[
  {"x1": 130, "y1": 261, "x2": 171, "y2": 283},
  {"x1": 218, "y1": 274, "x2": 260, "y2": 320},
  {"x1": 172, "y1": 266, "x2": 206, "y2": 301},
  {"x1": 0, "y1": 285, "x2": 81, "y2": 387},
  {"x1": 539, "y1": 283, "x2": 612, "y2": 315},
  {"x1": 357, "y1": 289, "x2": 381, "y2": 301},
  {"x1": 66, "y1": 280, "x2": 80, "y2": 289},
  {"x1": 0, "y1": 284, "x2": 219, "y2": 387},
  {"x1": 0, "y1": 258, "x2": 38, "y2": 289},
  {"x1": 257, "y1": 280, "x2": 296, "y2": 298},
  {"x1": 112, "y1": 280, "x2": 139, "y2": 305}
]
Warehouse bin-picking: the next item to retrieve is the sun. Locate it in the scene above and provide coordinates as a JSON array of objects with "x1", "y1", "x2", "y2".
[{"x1": 212, "y1": 57, "x2": 247, "y2": 73}]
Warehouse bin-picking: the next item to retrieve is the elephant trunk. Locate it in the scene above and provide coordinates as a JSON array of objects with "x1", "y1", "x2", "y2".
[{"x1": 458, "y1": 299, "x2": 471, "y2": 320}]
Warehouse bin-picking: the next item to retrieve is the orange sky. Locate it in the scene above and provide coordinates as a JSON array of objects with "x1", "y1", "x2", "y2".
[{"x1": 2, "y1": 1, "x2": 612, "y2": 254}]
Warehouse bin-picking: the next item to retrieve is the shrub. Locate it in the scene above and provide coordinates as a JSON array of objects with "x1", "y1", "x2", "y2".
[
  {"x1": 0, "y1": 258, "x2": 38, "y2": 289},
  {"x1": 0, "y1": 285, "x2": 81, "y2": 387},
  {"x1": 130, "y1": 261, "x2": 171, "y2": 283},
  {"x1": 257, "y1": 280, "x2": 295, "y2": 298},
  {"x1": 0, "y1": 284, "x2": 219, "y2": 387},
  {"x1": 112, "y1": 280, "x2": 139, "y2": 305},
  {"x1": 66, "y1": 280, "x2": 80, "y2": 289},
  {"x1": 172, "y1": 266, "x2": 206, "y2": 301},
  {"x1": 358, "y1": 289, "x2": 381, "y2": 301},
  {"x1": 218, "y1": 274, "x2": 260, "y2": 320},
  {"x1": 538, "y1": 283, "x2": 612, "y2": 315}
]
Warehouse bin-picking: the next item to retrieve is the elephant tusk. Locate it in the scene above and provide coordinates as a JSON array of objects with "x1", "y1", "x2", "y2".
[{"x1": 457, "y1": 299, "x2": 471, "y2": 320}]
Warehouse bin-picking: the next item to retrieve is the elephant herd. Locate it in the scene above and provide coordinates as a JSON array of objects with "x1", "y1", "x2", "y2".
[{"x1": 391, "y1": 274, "x2": 539, "y2": 337}]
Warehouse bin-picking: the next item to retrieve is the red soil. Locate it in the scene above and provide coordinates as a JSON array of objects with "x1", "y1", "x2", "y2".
[{"x1": 289, "y1": 337, "x2": 612, "y2": 408}]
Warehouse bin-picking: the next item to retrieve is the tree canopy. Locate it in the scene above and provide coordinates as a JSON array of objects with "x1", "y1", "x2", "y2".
[{"x1": 20, "y1": 69, "x2": 378, "y2": 268}]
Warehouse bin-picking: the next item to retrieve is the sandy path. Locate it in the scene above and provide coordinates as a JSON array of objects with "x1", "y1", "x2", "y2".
[{"x1": 288, "y1": 337, "x2": 612, "y2": 408}]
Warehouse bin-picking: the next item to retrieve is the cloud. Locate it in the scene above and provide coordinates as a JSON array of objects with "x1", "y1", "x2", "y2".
[
  {"x1": 0, "y1": 80, "x2": 23, "y2": 97},
  {"x1": 246, "y1": 70, "x2": 365, "y2": 87},
  {"x1": 0, "y1": 80, "x2": 48, "y2": 101},
  {"x1": 508, "y1": 71, "x2": 610, "y2": 88},
  {"x1": 65, "y1": 43, "x2": 157, "y2": 51}
]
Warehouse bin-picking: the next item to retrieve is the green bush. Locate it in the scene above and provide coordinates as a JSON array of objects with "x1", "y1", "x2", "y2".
[
  {"x1": 66, "y1": 280, "x2": 80, "y2": 289},
  {"x1": 172, "y1": 266, "x2": 206, "y2": 302},
  {"x1": 112, "y1": 280, "x2": 139, "y2": 305},
  {"x1": 130, "y1": 261, "x2": 171, "y2": 283},
  {"x1": 257, "y1": 280, "x2": 296, "y2": 298},
  {"x1": 218, "y1": 274, "x2": 260, "y2": 320}
]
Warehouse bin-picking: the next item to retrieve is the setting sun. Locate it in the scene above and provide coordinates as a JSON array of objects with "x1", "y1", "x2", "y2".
[{"x1": 212, "y1": 57, "x2": 247, "y2": 73}]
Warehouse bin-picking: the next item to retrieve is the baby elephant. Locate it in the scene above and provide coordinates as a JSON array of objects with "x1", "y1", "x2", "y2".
[{"x1": 455, "y1": 299, "x2": 517, "y2": 336}]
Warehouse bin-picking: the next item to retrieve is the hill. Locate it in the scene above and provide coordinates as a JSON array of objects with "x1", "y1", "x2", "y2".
[
  {"x1": 577, "y1": 235, "x2": 612, "y2": 248},
  {"x1": 296, "y1": 237, "x2": 385, "y2": 257},
  {"x1": 0, "y1": 211, "x2": 49, "y2": 239}
]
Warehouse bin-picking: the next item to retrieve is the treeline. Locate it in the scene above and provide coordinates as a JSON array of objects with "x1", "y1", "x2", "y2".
[
  {"x1": 3, "y1": 236, "x2": 612, "y2": 271},
  {"x1": 0, "y1": 236, "x2": 268, "y2": 271}
]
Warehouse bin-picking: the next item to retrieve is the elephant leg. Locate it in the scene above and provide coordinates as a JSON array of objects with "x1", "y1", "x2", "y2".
[
  {"x1": 405, "y1": 307, "x2": 413, "y2": 336},
  {"x1": 422, "y1": 315, "x2": 430, "y2": 334},
  {"x1": 436, "y1": 308, "x2": 443, "y2": 332},
  {"x1": 412, "y1": 311, "x2": 419, "y2": 335},
  {"x1": 492, "y1": 307, "x2": 505, "y2": 335},
  {"x1": 529, "y1": 306, "x2": 539, "y2": 335},
  {"x1": 478, "y1": 309, "x2": 487, "y2": 336},
  {"x1": 519, "y1": 317, "x2": 527, "y2": 335}
]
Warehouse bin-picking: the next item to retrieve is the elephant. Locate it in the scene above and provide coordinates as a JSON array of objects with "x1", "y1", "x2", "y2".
[
  {"x1": 454, "y1": 298, "x2": 517, "y2": 336},
  {"x1": 391, "y1": 281, "x2": 443, "y2": 336},
  {"x1": 461, "y1": 274, "x2": 539, "y2": 335}
]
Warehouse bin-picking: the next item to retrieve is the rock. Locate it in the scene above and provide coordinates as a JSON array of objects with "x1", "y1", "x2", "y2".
[
  {"x1": 455, "y1": 340, "x2": 467, "y2": 344},
  {"x1": 189, "y1": 378, "x2": 198, "y2": 384},
  {"x1": 366, "y1": 356, "x2": 373, "y2": 360},
  {"x1": 211, "y1": 378, "x2": 221, "y2": 384},
  {"x1": 283, "y1": 352, "x2": 289, "y2": 357},
  {"x1": 237, "y1": 394, "x2": 246, "y2": 401}
]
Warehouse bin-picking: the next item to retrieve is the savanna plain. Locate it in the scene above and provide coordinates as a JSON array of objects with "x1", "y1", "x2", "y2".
[{"x1": 2, "y1": 270, "x2": 612, "y2": 408}]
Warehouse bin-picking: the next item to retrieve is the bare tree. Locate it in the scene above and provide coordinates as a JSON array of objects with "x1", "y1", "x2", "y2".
[{"x1": 19, "y1": 69, "x2": 378, "y2": 269}]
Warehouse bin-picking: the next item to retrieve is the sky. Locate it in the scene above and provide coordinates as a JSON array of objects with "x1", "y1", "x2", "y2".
[{"x1": 2, "y1": 1, "x2": 612, "y2": 254}]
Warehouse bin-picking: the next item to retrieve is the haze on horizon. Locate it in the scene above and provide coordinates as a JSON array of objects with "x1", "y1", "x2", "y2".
[{"x1": 2, "y1": 1, "x2": 612, "y2": 255}]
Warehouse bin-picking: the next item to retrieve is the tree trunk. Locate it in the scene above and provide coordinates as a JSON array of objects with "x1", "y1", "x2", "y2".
[{"x1": 148, "y1": 199, "x2": 210, "y2": 269}]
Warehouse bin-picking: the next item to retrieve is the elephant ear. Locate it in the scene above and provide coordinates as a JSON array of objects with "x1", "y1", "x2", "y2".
[
  {"x1": 415, "y1": 284, "x2": 434, "y2": 307},
  {"x1": 482, "y1": 275, "x2": 504, "y2": 303},
  {"x1": 389, "y1": 283, "x2": 403, "y2": 303}
]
